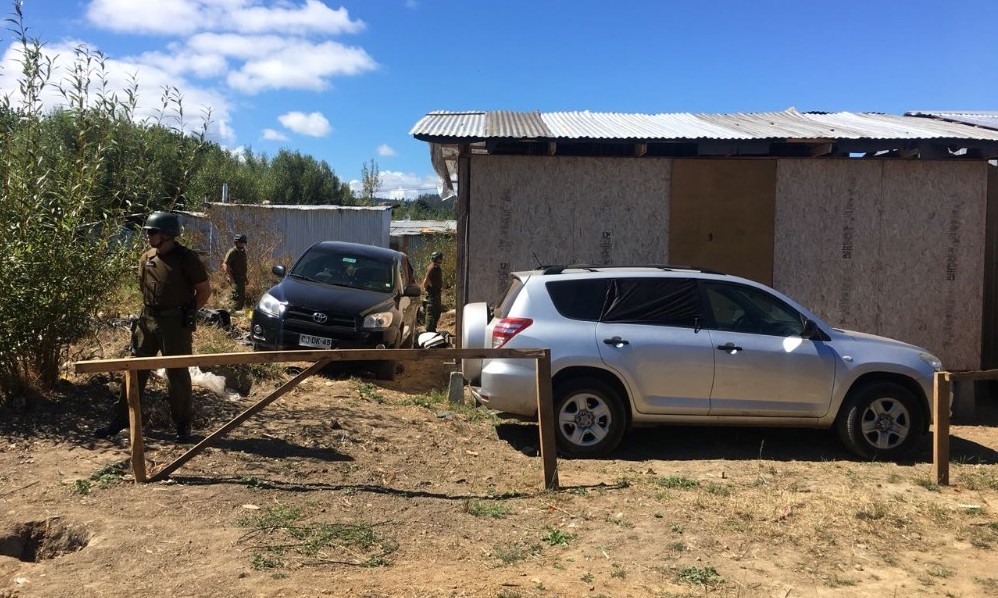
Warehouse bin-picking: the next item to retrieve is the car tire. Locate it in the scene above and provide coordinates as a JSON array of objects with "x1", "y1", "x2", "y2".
[
  {"x1": 837, "y1": 381, "x2": 924, "y2": 460},
  {"x1": 553, "y1": 377, "x2": 627, "y2": 458},
  {"x1": 461, "y1": 302, "x2": 489, "y2": 385},
  {"x1": 375, "y1": 359, "x2": 397, "y2": 381}
]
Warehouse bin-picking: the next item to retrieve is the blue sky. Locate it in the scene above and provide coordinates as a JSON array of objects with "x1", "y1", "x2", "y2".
[{"x1": 3, "y1": 0, "x2": 996, "y2": 199}]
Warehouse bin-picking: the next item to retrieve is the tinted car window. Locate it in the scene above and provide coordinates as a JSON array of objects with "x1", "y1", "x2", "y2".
[
  {"x1": 602, "y1": 278, "x2": 701, "y2": 327},
  {"x1": 703, "y1": 281, "x2": 806, "y2": 336},
  {"x1": 546, "y1": 279, "x2": 611, "y2": 321}
]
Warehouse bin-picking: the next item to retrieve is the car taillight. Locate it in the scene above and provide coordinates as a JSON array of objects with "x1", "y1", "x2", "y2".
[{"x1": 492, "y1": 317, "x2": 533, "y2": 348}]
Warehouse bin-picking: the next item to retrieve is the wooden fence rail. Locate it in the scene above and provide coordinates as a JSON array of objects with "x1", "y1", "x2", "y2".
[{"x1": 75, "y1": 348, "x2": 559, "y2": 490}]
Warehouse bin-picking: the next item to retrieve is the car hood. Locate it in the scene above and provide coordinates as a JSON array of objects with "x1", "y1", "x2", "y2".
[
  {"x1": 269, "y1": 276, "x2": 393, "y2": 314},
  {"x1": 833, "y1": 328, "x2": 927, "y2": 352}
]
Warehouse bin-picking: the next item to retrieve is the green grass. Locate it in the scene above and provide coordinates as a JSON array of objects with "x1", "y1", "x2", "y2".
[
  {"x1": 914, "y1": 477, "x2": 941, "y2": 491},
  {"x1": 677, "y1": 565, "x2": 722, "y2": 586},
  {"x1": 493, "y1": 542, "x2": 542, "y2": 565},
  {"x1": 541, "y1": 527, "x2": 576, "y2": 546},
  {"x1": 960, "y1": 469, "x2": 998, "y2": 491},
  {"x1": 464, "y1": 499, "x2": 511, "y2": 518},
  {"x1": 74, "y1": 459, "x2": 129, "y2": 494},
  {"x1": 656, "y1": 475, "x2": 699, "y2": 490},
  {"x1": 238, "y1": 504, "x2": 398, "y2": 570}
]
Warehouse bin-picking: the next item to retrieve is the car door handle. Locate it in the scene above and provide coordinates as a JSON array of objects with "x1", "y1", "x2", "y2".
[
  {"x1": 717, "y1": 342, "x2": 742, "y2": 353},
  {"x1": 603, "y1": 336, "x2": 629, "y2": 347}
]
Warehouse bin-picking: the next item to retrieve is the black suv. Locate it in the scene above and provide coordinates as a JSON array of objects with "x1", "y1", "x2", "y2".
[{"x1": 250, "y1": 241, "x2": 421, "y2": 379}]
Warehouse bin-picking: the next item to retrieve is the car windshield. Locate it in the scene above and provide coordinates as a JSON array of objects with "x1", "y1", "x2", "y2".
[{"x1": 290, "y1": 249, "x2": 394, "y2": 292}]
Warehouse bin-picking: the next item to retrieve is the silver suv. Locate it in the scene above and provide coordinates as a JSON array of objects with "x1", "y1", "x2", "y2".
[{"x1": 462, "y1": 266, "x2": 944, "y2": 460}]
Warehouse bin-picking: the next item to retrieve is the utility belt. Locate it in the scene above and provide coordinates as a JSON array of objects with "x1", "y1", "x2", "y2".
[{"x1": 142, "y1": 305, "x2": 183, "y2": 317}]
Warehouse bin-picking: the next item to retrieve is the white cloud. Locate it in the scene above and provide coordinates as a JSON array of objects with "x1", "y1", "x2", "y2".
[
  {"x1": 262, "y1": 128, "x2": 289, "y2": 141},
  {"x1": 278, "y1": 111, "x2": 331, "y2": 137},
  {"x1": 227, "y1": 40, "x2": 375, "y2": 93},
  {"x1": 0, "y1": 41, "x2": 234, "y2": 144},
  {"x1": 377, "y1": 144, "x2": 396, "y2": 157},
  {"x1": 86, "y1": 0, "x2": 365, "y2": 36}
]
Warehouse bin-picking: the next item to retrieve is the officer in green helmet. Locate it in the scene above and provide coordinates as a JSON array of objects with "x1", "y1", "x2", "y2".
[
  {"x1": 95, "y1": 211, "x2": 212, "y2": 442},
  {"x1": 223, "y1": 233, "x2": 249, "y2": 310}
]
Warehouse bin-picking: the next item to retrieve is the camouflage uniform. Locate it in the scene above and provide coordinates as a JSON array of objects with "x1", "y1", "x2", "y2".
[
  {"x1": 223, "y1": 241, "x2": 248, "y2": 310},
  {"x1": 105, "y1": 242, "x2": 209, "y2": 437},
  {"x1": 422, "y1": 255, "x2": 443, "y2": 333}
]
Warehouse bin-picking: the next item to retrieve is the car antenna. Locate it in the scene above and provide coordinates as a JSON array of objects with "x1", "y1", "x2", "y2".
[{"x1": 532, "y1": 252, "x2": 543, "y2": 268}]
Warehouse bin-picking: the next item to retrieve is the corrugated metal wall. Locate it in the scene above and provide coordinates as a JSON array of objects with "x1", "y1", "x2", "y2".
[
  {"x1": 465, "y1": 155, "x2": 988, "y2": 370},
  {"x1": 205, "y1": 203, "x2": 391, "y2": 266}
]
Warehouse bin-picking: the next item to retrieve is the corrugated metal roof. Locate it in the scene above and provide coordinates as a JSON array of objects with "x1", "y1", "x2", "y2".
[
  {"x1": 390, "y1": 219, "x2": 456, "y2": 236},
  {"x1": 907, "y1": 111, "x2": 998, "y2": 131},
  {"x1": 410, "y1": 108, "x2": 998, "y2": 142}
]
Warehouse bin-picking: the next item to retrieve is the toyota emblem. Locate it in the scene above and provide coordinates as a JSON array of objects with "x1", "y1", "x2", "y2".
[{"x1": 312, "y1": 312, "x2": 328, "y2": 324}]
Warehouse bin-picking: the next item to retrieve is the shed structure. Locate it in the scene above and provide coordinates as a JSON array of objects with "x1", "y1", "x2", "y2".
[
  {"x1": 204, "y1": 203, "x2": 391, "y2": 265},
  {"x1": 410, "y1": 108, "x2": 998, "y2": 373}
]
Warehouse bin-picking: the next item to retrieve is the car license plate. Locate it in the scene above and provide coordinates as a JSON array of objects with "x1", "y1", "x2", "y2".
[{"x1": 299, "y1": 334, "x2": 333, "y2": 349}]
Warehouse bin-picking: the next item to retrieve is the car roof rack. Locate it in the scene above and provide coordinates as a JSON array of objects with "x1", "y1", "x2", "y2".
[{"x1": 537, "y1": 264, "x2": 728, "y2": 276}]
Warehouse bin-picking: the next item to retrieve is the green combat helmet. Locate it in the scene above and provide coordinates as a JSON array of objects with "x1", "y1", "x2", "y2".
[{"x1": 143, "y1": 211, "x2": 180, "y2": 237}]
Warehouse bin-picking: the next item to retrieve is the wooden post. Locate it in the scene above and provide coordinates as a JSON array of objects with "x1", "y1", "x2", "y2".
[
  {"x1": 932, "y1": 372, "x2": 950, "y2": 485},
  {"x1": 124, "y1": 370, "x2": 147, "y2": 483},
  {"x1": 535, "y1": 350, "x2": 559, "y2": 491}
]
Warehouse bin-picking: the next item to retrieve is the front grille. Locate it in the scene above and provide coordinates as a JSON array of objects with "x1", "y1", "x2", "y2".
[{"x1": 284, "y1": 306, "x2": 358, "y2": 329}]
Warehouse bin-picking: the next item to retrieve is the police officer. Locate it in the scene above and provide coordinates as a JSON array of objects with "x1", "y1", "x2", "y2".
[
  {"x1": 223, "y1": 233, "x2": 249, "y2": 310},
  {"x1": 422, "y1": 251, "x2": 444, "y2": 333},
  {"x1": 95, "y1": 211, "x2": 212, "y2": 442}
]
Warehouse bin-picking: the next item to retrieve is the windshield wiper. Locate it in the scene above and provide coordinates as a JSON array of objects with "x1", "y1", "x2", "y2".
[{"x1": 289, "y1": 273, "x2": 319, "y2": 283}]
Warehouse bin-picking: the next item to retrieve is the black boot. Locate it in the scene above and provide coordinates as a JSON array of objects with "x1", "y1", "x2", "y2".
[
  {"x1": 175, "y1": 422, "x2": 192, "y2": 443},
  {"x1": 94, "y1": 421, "x2": 126, "y2": 439}
]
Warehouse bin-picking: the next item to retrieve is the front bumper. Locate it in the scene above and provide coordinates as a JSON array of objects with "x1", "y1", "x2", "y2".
[{"x1": 251, "y1": 311, "x2": 399, "y2": 351}]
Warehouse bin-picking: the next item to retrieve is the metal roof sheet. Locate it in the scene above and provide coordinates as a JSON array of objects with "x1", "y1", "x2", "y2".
[
  {"x1": 390, "y1": 220, "x2": 456, "y2": 236},
  {"x1": 410, "y1": 108, "x2": 998, "y2": 142},
  {"x1": 907, "y1": 111, "x2": 998, "y2": 131}
]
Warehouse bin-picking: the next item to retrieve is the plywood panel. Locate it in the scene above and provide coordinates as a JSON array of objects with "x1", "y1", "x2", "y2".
[
  {"x1": 669, "y1": 159, "x2": 776, "y2": 284},
  {"x1": 774, "y1": 160, "x2": 987, "y2": 370},
  {"x1": 466, "y1": 156, "x2": 670, "y2": 303}
]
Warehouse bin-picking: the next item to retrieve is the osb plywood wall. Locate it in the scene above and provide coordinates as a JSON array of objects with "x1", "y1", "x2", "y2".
[
  {"x1": 466, "y1": 155, "x2": 670, "y2": 303},
  {"x1": 773, "y1": 160, "x2": 987, "y2": 370}
]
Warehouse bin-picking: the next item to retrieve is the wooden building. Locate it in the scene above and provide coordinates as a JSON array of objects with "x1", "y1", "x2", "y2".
[{"x1": 410, "y1": 108, "x2": 998, "y2": 373}]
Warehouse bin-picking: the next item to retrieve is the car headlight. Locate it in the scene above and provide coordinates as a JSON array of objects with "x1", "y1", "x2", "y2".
[
  {"x1": 919, "y1": 352, "x2": 943, "y2": 372},
  {"x1": 257, "y1": 292, "x2": 286, "y2": 317},
  {"x1": 363, "y1": 311, "x2": 394, "y2": 330}
]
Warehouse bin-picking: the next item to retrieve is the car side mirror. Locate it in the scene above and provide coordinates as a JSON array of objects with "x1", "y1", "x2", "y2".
[
  {"x1": 272, "y1": 265, "x2": 286, "y2": 277},
  {"x1": 403, "y1": 283, "x2": 421, "y2": 297},
  {"x1": 801, "y1": 319, "x2": 826, "y2": 340}
]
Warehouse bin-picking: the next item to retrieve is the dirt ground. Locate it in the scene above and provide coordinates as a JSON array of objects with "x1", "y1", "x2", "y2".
[{"x1": 2, "y1": 313, "x2": 998, "y2": 597}]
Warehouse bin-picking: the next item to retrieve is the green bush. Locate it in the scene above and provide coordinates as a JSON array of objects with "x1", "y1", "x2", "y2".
[{"x1": 0, "y1": 2, "x2": 208, "y2": 401}]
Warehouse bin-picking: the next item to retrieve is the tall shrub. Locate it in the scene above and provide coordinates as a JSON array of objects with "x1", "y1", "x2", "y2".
[{"x1": 0, "y1": 3, "x2": 207, "y2": 399}]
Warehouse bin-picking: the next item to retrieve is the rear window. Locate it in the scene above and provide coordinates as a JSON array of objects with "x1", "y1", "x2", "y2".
[
  {"x1": 602, "y1": 278, "x2": 702, "y2": 327},
  {"x1": 546, "y1": 279, "x2": 611, "y2": 321},
  {"x1": 493, "y1": 277, "x2": 526, "y2": 319}
]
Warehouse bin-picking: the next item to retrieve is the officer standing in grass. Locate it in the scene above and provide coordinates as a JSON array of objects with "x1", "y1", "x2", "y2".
[
  {"x1": 223, "y1": 233, "x2": 249, "y2": 311},
  {"x1": 422, "y1": 251, "x2": 444, "y2": 333},
  {"x1": 95, "y1": 211, "x2": 212, "y2": 443}
]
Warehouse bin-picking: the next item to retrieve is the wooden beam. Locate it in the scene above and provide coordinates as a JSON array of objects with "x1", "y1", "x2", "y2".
[
  {"x1": 75, "y1": 348, "x2": 547, "y2": 374},
  {"x1": 547, "y1": 142, "x2": 557, "y2": 156},
  {"x1": 149, "y1": 359, "x2": 332, "y2": 482},
  {"x1": 534, "y1": 349, "x2": 558, "y2": 490},
  {"x1": 635, "y1": 143, "x2": 647, "y2": 157},
  {"x1": 125, "y1": 370, "x2": 147, "y2": 482},
  {"x1": 932, "y1": 372, "x2": 950, "y2": 485}
]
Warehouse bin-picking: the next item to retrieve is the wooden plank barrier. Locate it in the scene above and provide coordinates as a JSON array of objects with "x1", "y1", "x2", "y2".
[
  {"x1": 932, "y1": 368, "x2": 998, "y2": 485},
  {"x1": 75, "y1": 348, "x2": 559, "y2": 490}
]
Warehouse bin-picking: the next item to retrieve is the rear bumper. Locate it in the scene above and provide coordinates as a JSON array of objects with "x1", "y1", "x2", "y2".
[{"x1": 474, "y1": 359, "x2": 539, "y2": 416}]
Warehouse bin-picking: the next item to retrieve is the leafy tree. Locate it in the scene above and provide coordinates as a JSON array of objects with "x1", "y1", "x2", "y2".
[
  {"x1": 360, "y1": 158, "x2": 381, "y2": 202},
  {"x1": 270, "y1": 149, "x2": 346, "y2": 205},
  {"x1": 0, "y1": 2, "x2": 208, "y2": 399}
]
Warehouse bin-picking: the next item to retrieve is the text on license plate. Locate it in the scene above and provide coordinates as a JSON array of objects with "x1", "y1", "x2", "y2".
[{"x1": 299, "y1": 334, "x2": 333, "y2": 349}]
